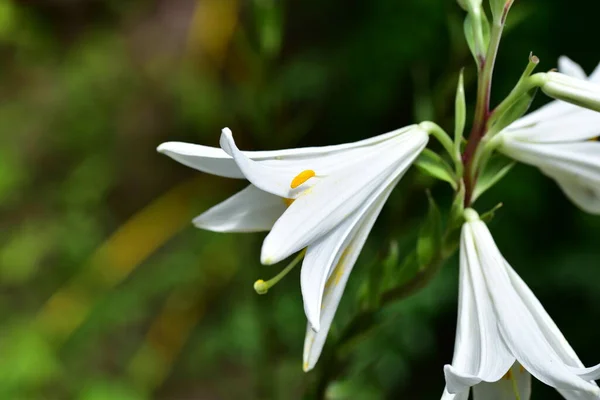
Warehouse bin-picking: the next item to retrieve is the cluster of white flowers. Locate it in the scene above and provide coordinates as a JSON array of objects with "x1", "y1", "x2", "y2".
[{"x1": 157, "y1": 56, "x2": 600, "y2": 399}]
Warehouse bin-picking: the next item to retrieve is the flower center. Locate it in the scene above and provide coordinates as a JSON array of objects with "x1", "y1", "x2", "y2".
[{"x1": 290, "y1": 170, "x2": 316, "y2": 189}]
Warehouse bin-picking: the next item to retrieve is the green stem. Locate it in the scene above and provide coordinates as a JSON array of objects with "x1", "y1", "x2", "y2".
[{"x1": 462, "y1": 10, "x2": 509, "y2": 206}]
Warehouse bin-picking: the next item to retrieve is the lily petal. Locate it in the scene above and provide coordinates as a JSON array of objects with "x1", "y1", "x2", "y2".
[
  {"x1": 500, "y1": 139, "x2": 600, "y2": 182},
  {"x1": 552, "y1": 172, "x2": 600, "y2": 214},
  {"x1": 261, "y1": 128, "x2": 428, "y2": 264},
  {"x1": 159, "y1": 125, "x2": 416, "y2": 181},
  {"x1": 157, "y1": 141, "x2": 245, "y2": 179},
  {"x1": 470, "y1": 222, "x2": 600, "y2": 396},
  {"x1": 444, "y1": 227, "x2": 514, "y2": 395},
  {"x1": 193, "y1": 184, "x2": 287, "y2": 232},
  {"x1": 502, "y1": 107, "x2": 600, "y2": 143},
  {"x1": 302, "y1": 186, "x2": 390, "y2": 371},
  {"x1": 441, "y1": 388, "x2": 470, "y2": 400},
  {"x1": 559, "y1": 56, "x2": 588, "y2": 80},
  {"x1": 472, "y1": 363, "x2": 531, "y2": 400}
]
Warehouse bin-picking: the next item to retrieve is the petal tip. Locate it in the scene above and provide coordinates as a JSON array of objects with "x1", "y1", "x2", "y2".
[{"x1": 302, "y1": 361, "x2": 313, "y2": 372}]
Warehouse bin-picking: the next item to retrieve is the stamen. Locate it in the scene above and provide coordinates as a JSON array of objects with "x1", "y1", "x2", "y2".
[
  {"x1": 253, "y1": 250, "x2": 306, "y2": 295},
  {"x1": 503, "y1": 370, "x2": 513, "y2": 380},
  {"x1": 283, "y1": 198, "x2": 295, "y2": 207},
  {"x1": 509, "y1": 368, "x2": 522, "y2": 400},
  {"x1": 290, "y1": 170, "x2": 316, "y2": 189}
]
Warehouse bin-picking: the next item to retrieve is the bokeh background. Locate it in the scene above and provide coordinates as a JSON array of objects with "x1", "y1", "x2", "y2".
[{"x1": 1, "y1": 0, "x2": 599, "y2": 398}]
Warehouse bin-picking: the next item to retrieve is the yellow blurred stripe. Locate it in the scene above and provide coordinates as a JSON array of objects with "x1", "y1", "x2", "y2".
[
  {"x1": 36, "y1": 177, "x2": 209, "y2": 341},
  {"x1": 187, "y1": 0, "x2": 240, "y2": 64}
]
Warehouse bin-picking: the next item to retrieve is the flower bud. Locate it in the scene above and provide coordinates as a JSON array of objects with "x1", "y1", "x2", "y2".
[{"x1": 541, "y1": 72, "x2": 600, "y2": 113}]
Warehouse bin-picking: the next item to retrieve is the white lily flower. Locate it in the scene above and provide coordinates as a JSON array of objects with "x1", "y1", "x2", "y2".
[
  {"x1": 497, "y1": 56, "x2": 600, "y2": 214},
  {"x1": 442, "y1": 209, "x2": 600, "y2": 400},
  {"x1": 157, "y1": 125, "x2": 429, "y2": 370}
]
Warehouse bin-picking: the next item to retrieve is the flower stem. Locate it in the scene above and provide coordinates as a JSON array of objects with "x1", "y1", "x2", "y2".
[{"x1": 462, "y1": 2, "x2": 513, "y2": 206}]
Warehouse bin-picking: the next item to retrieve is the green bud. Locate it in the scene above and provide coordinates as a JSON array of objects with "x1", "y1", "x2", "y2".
[
  {"x1": 454, "y1": 70, "x2": 466, "y2": 161},
  {"x1": 463, "y1": 8, "x2": 491, "y2": 68}
]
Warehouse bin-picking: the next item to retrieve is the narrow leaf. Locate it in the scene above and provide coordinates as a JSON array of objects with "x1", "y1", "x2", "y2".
[
  {"x1": 472, "y1": 154, "x2": 515, "y2": 201},
  {"x1": 414, "y1": 149, "x2": 457, "y2": 189},
  {"x1": 417, "y1": 193, "x2": 442, "y2": 269}
]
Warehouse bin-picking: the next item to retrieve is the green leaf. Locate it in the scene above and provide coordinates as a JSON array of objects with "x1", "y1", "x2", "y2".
[
  {"x1": 490, "y1": 87, "x2": 538, "y2": 133},
  {"x1": 463, "y1": 8, "x2": 490, "y2": 67},
  {"x1": 416, "y1": 193, "x2": 442, "y2": 269},
  {"x1": 480, "y1": 202, "x2": 504, "y2": 223},
  {"x1": 414, "y1": 149, "x2": 457, "y2": 189},
  {"x1": 449, "y1": 182, "x2": 466, "y2": 230},
  {"x1": 473, "y1": 154, "x2": 516, "y2": 201}
]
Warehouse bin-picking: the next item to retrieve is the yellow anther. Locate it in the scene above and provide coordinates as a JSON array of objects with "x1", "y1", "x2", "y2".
[
  {"x1": 253, "y1": 250, "x2": 306, "y2": 295},
  {"x1": 283, "y1": 198, "x2": 295, "y2": 207},
  {"x1": 591, "y1": 137, "x2": 599, "y2": 142},
  {"x1": 519, "y1": 364, "x2": 525, "y2": 373},
  {"x1": 503, "y1": 370, "x2": 513, "y2": 380},
  {"x1": 253, "y1": 280, "x2": 269, "y2": 295},
  {"x1": 290, "y1": 170, "x2": 316, "y2": 189}
]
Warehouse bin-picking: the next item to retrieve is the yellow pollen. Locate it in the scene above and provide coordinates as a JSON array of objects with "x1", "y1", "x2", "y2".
[
  {"x1": 591, "y1": 137, "x2": 599, "y2": 141},
  {"x1": 283, "y1": 198, "x2": 295, "y2": 207},
  {"x1": 290, "y1": 170, "x2": 316, "y2": 189},
  {"x1": 503, "y1": 370, "x2": 513, "y2": 381},
  {"x1": 519, "y1": 364, "x2": 525, "y2": 373}
]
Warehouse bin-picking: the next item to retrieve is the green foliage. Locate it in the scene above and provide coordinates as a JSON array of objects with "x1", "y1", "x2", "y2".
[{"x1": 0, "y1": 0, "x2": 599, "y2": 399}]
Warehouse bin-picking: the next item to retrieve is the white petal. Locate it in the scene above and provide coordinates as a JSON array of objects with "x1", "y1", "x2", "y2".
[
  {"x1": 552, "y1": 173, "x2": 600, "y2": 215},
  {"x1": 470, "y1": 222, "x2": 600, "y2": 396},
  {"x1": 472, "y1": 363, "x2": 531, "y2": 400},
  {"x1": 302, "y1": 186, "x2": 390, "y2": 371},
  {"x1": 301, "y1": 214, "x2": 361, "y2": 331},
  {"x1": 444, "y1": 227, "x2": 514, "y2": 395},
  {"x1": 192, "y1": 184, "x2": 287, "y2": 232},
  {"x1": 220, "y1": 129, "x2": 298, "y2": 197},
  {"x1": 502, "y1": 107, "x2": 600, "y2": 143},
  {"x1": 500, "y1": 139, "x2": 600, "y2": 182},
  {"x1": 559, "y1": 56, "x2": 588, "y2": 80},
  {"x1": 589, "y1": 62, "x2": 600, "y2": 83},
  {"x1": 441, "y1": 388, "x2": 470, "y2": 400},
  {"x1": 159, "y1": 125, "x2": 416, "y2": 181},
  {"x1": 505, "y1": 262, "x2": 586, "y2": 368},
  {"x1": 261, "y1": 129, "x2": 428, "y2": 264},
  {"x1": 507, "y1": 99, "x2": 578, "y2": 131},
  {"x1": 157, "y1": 141, "x2": 245, "y2": 179}
]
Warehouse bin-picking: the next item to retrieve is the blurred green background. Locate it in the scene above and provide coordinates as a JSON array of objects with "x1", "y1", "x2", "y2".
[{"x1": 1, "y1": 0, "x2": 599, "y2": 398}]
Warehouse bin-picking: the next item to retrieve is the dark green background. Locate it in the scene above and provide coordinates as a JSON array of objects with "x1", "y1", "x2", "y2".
[{"x1": 0, "y1": 0, "x2": 598, "y2": 398}]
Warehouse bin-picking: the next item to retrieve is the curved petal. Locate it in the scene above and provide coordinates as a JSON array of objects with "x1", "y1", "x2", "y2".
[
  {"x1": 220, "y1": 129, "x2": 298, "y2": 197},
  {"x1": 552, "y1": 173, "x2": 600, "y2": 215},
  {"x1": 470, "y1": 222, "x2": 600, "y2": 396},
  {"x1": 261, "y1": 129, "x2": 428, "y2": 264},
  {"x1": 500, "y1": 139, "x2": 600, "y2": 180},
  {"x1": 158, "y1": 141, "x2": 245, "y2": 179},
  {"x1": 502, "y1": 107, "x2": 600, "y2": 143},
  {"x1": 559, "y1": 56, "x2": 588, "y2": 80},
  {"x1": 219, "y1": 127, "x2": 423, "y2": 199},
  {"x1": 444, "y1": 226, "x2": 514, "y2": 395},
  {"x1": 300, "y1": 171, "x2": 401, "y2": 331},
  {"x1": 193, "y1": 184, "x2": 287, "y2": 232},
  {"x1": 159, "y1": 125, "x2": 417, "y2": 180},
  {"x1": 472, "y1": 363, "x2": 531, "y2": 400},
  {"x1": 302, "y1": 186, "x2": 390, "y2": 371},
  {"x1": 441, "y1": 388, "x2": 470, "y2": 400}
]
